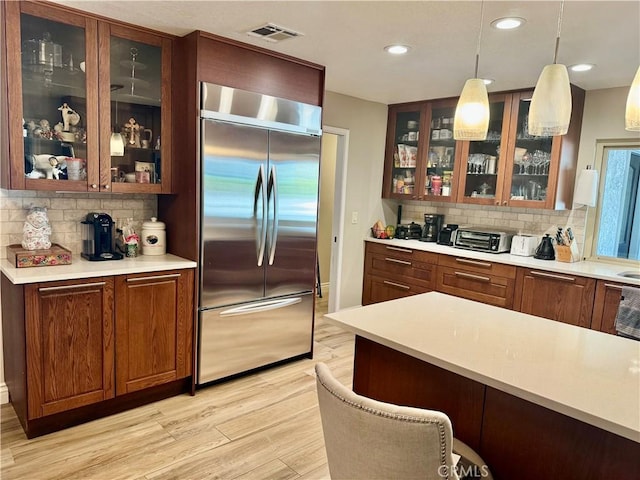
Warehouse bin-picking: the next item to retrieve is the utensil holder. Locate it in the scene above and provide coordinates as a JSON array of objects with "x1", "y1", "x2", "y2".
[{"x1": 555, "y1": 243, "x2": 580, "y2": 263}]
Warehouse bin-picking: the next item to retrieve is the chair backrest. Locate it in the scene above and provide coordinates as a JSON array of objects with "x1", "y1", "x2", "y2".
[{"x1": 315, "y1": 362, "x2": 460, "y2": 480}]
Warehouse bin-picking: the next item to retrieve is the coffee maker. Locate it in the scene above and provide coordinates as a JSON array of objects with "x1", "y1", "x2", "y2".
[
  {"x1": 420, "y1": 213, "x2": 444, "y2": 242},
  {"x1": 81, "y1": 213, "x2": 123, "y2": 261}
]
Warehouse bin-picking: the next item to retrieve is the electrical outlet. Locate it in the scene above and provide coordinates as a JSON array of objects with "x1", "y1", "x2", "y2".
[{"x1": 351, "y1": 211, "x2": 358, "y2": 224}]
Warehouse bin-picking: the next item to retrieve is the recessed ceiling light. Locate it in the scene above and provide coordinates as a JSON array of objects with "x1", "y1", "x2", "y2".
[
  {"x1": 570, "y1": 63, "x2": 595, "y2": 72},
  {"x1": 491, "y1": 17, "x2": 526, "y2": 30},
  {"x1": 384, "y1": 45, "x2": 410, "y2": 55},
  {"x1": 482, "y1": 78, "x2": 494, "y2": 85}
]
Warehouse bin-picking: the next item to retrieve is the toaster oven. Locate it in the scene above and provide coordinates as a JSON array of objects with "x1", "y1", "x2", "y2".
[{"x1": 453, "y1": 228, "x2": 515, "y2": 253}]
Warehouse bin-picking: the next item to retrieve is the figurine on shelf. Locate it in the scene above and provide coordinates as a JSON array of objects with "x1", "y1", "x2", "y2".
[
  {"x1": 123, "y1": 117, "x2": 141, "y2": 147},
  {"x1": 22, "y1": 206, "x2": 52, "y2": 251},
  {"x1": 58, "y1": 103, "x2": 80, "y2": 132}
]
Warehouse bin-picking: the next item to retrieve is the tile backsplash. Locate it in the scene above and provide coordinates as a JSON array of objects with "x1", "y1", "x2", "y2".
[
  {"x1": 0, "y1": 189, "x2": 157, "y2": 258},
  {"x1": 401, "y1": 200, "x2": 588, "y2": 255}
]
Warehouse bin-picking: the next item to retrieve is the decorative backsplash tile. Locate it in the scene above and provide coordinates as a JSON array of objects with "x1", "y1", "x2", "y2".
[
  {"x1": 0, "y1": 189, "x2": 157, "y2": 258},
  {"x1": 401, "y1": 200, "x2": 588, "y2": 254}
]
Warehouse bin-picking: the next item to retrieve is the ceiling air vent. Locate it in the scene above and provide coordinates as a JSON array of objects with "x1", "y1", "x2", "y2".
[{"x1": 247, "y1": 23, "x2": 301, "y2": 42}]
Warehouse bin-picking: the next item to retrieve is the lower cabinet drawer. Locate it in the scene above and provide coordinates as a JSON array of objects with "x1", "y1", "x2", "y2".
[
  {"x1": 363, "y1": 274, "x2": 432, "y2": 305},
  {"x1": 436, "y1": 266, "x2": 515, "y2": 309}
]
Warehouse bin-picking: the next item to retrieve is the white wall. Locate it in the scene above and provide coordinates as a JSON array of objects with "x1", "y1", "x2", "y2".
[
  {"x1": 322, "y1": 91, "x2": 391, "y2": 308},
  {"x1": 576, "y1": 87, "x2": 640, "y2": 172}
]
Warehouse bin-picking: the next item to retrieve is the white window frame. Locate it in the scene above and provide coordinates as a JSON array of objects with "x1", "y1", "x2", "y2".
[{"x1": 583, "y1": 138, "x2": 640, "y2": 266}]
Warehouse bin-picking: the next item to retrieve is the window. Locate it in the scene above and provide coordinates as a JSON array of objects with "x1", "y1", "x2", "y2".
[{"x1": 586, "y1": 140, "x2": 640, "y2": 263}]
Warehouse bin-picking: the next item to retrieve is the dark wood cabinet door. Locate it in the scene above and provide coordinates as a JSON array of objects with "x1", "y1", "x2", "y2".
[
  {"x1": 515, "y1": 269, "x2": 596, "y2": 328},
  {"x1": 115, "y1": 269, "x2": 193, "y2": 394},
  {"x1": 25, "y1": 277, "x2": 115, "y2": 419},
  {"x1": 362, "y1": 242, "x2": 437, "y2": 305},
  {"x1": 363, "y1": 274, "x2": 430, "y2": 305},
  {"x1": 591, "y1": 281, "x2": 624, "y2": 335}
]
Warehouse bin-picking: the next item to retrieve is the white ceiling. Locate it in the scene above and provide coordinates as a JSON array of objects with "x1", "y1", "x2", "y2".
[{"x1": 54, "y1": 0, "x2": 640, "y2": 105}]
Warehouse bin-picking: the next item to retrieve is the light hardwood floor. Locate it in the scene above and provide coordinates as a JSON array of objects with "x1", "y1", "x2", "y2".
[{"x1": 0, "y1": 296, "x2": 353, "y2": 480}]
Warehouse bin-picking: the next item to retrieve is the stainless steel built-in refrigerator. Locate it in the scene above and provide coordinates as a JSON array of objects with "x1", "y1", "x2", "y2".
[{"x1": 197, "y1": 82, "x2": 322, "y2": 385}]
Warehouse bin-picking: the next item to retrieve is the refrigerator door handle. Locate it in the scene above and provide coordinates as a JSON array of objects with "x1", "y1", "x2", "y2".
[
  {"x1": 267, "y1": 165, "x2": 279, "y2": 265},
  {"x1": 219, "y1": 297, "x2": 302, "y2": 317},
  {"x1": 254, "y1": 164, "x2": 267, "y2": 266}
]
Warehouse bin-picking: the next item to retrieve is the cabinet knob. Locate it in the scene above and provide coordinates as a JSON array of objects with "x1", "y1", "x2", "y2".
[
  {"x1": 503, "y1": 201, "x2": 508, "y2": 206},
  {"x1": 104, "y1": 184, "x2": 110, "y2": 190},
  {"x1": 90, "y1": 184, "x2": 98, "y2": 189},
  {"x1": 495, "y1": 201, "x2": 500, "y2": 206}
]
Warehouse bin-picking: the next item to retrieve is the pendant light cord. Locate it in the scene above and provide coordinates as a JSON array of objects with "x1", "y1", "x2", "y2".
[
  {"x1": 474, "y1": 0, "x2": 485, "y2": 78},
  {"x1": 553, "y1": 0, "x2": 565, "y2": 64}
]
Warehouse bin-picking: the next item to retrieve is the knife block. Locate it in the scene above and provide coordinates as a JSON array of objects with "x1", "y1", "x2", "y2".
[{"x1": 555, "y1": 242, "x2": 580, "y2": 263}]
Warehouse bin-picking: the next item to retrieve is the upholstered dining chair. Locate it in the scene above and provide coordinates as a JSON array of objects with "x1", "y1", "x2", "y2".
[{"x1": 315, "y1": 362, "x2": 493, "y2": 480}]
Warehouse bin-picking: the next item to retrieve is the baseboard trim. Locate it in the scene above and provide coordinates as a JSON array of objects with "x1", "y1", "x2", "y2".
[{"x1": 0, "y1": 382, "x2": 8, "y2": 405}]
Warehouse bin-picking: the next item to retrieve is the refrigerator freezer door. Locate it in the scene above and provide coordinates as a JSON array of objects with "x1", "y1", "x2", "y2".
[
  {"x1": 265, "y1": 131, "x2": 321, "y2": 298},
  {"x1": 197, "y1": 293, "x2": 314, "y2": 384},
  {"x1": 200, "y1": 119, "x2": 269, "y2": 308}
]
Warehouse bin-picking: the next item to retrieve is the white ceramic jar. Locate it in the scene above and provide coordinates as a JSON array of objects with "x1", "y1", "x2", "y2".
[{"x1": 141, "y1": 217, "x2": 166, "y2": 255}]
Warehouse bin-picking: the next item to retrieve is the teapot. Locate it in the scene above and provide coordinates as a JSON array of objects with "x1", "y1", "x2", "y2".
[{"x1": 534, "y1": 234, "x2": 555, "y2": 260}]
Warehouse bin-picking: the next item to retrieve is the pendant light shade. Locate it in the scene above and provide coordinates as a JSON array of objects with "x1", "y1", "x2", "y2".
[
  {"x1": 454, "y1": 78, "x2": 490, "y2": 140},
  {"x1": 528, "y1": 64, "x2": 572, "y2": 136},
  {"x1": 528, "y1": 1, "x2": 572, "y2": 137},
  {"x1": 453, "y1": 0, "x2": 489, "y2": 141},
  {"x1": 625, "y1": 65, "x2": 640, "y2": 131}
]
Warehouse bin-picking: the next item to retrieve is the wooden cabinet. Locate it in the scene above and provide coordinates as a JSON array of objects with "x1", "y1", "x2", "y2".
[
  {"x1": 362, "y1": 241, "x2": 438, "y2": 305},
  {"x1": 456, "y1": 92, "x2": 513, "y2": 206},
  {"x1": 115, "y1": 270, "x2": 193, "y2": 394},
  {"x1": 382, "y1": 98, "x2": 462, "y2": 201},
  {"x1": 436, "y1": 255, "x2": 517, "y2": 308},
  {"x1": 24, "y1": 277, "x2": 115, "y2": 419},
  {"x1": 591, "y1": 280, "x2": 625, "y2": 334},
  {"x1": 1, "y1": 1, "x2": 172, "y2": 193},
  {"x1": 381, "y1": 87, "x2": 585, "y2": 209},
  {"x1": 1, "y1": 268, "x2": 194, "y2": 437},
  {"x1": 514, "y1": 268, "x2": 596, "y2": 328},
  {"x1": 457, "y1": 88, "x2": 585, "y2": 209}
]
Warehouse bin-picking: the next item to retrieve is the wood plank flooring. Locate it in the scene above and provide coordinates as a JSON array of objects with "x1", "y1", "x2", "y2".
[{"x1": 0, "y1": 297, "x2": 354, "y2": 480}]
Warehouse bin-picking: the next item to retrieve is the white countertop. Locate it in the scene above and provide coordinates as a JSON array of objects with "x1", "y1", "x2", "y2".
[
  {"x1": 1, "y1": 254, "x2": 197, "y2": 284},
  {"x1": 325, "y1": 292, "x2": 640, "y2": 442},
  {"x1": 366, "y1": 237, "x2": 640, "y2": 285}
]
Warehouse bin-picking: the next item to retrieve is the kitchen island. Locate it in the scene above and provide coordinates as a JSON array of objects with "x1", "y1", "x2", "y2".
[{"x1": 324, "y1": 292, "x2": 640, "y2": 480}]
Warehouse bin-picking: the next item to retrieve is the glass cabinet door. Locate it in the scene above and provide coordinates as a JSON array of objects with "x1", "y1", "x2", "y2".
[
  {"x1": 16, "y1": 8, "x2": 98, "y2": 191},
  {"x1": 389, "y1": 108, "x2": 422, "y2": 198},
  {"x1": 106, "y1": 32, "x2": 163, "y2": 192},
  {"x1": 425, "y1": 102, "x2": 458, "y2": 199},
  {"x1": 506, "y1": 92, "x2": 554, "y2": 206},
  {"x1": 458, "y1": 94, "x2": 512, "y2": 205}
]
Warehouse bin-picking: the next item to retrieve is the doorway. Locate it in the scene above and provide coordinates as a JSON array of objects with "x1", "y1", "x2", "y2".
[{"x1": 318, "y1": 126, "x2": 349, "y2": 313}]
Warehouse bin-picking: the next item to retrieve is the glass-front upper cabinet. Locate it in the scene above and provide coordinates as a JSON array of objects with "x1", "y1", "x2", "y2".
[
  {"x1": 383, "y1": 103, "x2": 426, "y2": 200},
  {"x1": 99, "y1": 24, "x2": 171, "y2": 193},
  {"x1": 4, "y1": 2, "x2": 99, "y2": 191},
  {"x1": 504, "y1": 91, "x2": 555, "y2": 207},
  {"x1": 457, "y1": 93, "x2": 512, "y2": 205},
  {"x1": 424, "y1": 99, "x2": 459, "y2": 200}
]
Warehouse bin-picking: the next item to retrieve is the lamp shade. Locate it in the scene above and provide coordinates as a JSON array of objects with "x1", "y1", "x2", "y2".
[
  {"x1": 573, "y1": 167, "x2": 599, "y2": 207},
  {"x1": 625, "y1": 65, "x2": 640, "y2": 131},
  {"x1": 528, "y1": 64, "x2": 572, "y2": 136},
  {"x1": 110, "y1": 132, "x2": 125, "y2": 157},
  {"x1": 453, "y1": 78, "x2": 490, "y2": 141}
]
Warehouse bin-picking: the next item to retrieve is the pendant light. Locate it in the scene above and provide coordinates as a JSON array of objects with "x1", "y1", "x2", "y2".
[
  {"x1": 625, "y1": 65, "x2": 640, "y2": 131},
  {"x1": 454, "y1": 0, "x2": 490, "y2": 141},
  {"x1": 528, "y1": 1, "x2": 572, "y2": 136}
]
